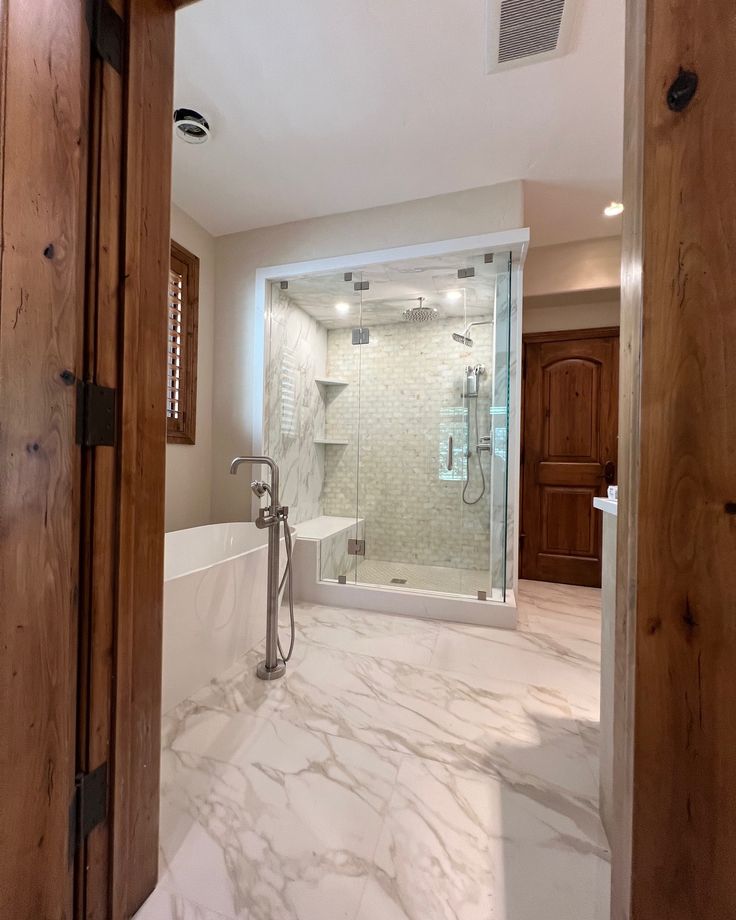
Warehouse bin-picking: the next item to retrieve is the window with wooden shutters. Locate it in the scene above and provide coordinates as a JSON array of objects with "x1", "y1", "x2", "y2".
[{"x1": 167, "y1": 240, "x2": 199, "y2": 444}]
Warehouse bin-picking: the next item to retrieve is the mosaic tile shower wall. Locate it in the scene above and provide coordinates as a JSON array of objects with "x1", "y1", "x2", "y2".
[{"x1": 321, "y1": 318, "x2": 497, "y2": 573}]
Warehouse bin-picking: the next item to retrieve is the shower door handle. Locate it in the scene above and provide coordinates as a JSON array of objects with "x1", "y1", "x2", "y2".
[{"x1": 447, "y1": 436, "x2": 454, "y2": 471}]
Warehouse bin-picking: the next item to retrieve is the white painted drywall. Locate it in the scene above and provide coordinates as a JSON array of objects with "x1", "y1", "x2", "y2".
[
  {"x1": 522, "y1": 299, "x2": 620, "y2": 333},
  {"x1": 165, "y1": 205, "x2": 216, "y2": 532},
  {"x1": 212, "y1": 181, "x2": 524, "y2": 522}
]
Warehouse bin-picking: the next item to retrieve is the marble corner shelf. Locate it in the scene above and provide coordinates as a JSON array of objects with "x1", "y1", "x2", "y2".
[
  {"x1": 314, "y1": 377, "x2": 349, "y2": 387},
  {"x1": 313, "y1": 437, "x2": 349, "y2": 445}
]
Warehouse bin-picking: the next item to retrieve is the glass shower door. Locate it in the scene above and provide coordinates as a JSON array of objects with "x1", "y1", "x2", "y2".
[{"x1": 350, "y1": 249, "x2": 512, "y2": 600}]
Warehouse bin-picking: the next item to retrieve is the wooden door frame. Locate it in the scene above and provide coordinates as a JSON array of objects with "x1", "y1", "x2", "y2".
[
  {"x1": 519, "y1": 326, "x2": 620, "y2": 585},
  {"x1": 614, "y1": 0, "x2": 736, "y2": 915},
  {"x1": 3, "y1": 0, "x2": 735, "y2": 916}
]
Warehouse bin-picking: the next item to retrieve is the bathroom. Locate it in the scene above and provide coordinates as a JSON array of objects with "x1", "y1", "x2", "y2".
[
  {"x1": 151, "y1": 203, "x2": 610, "y2": 918},
  {"x1": 149, "y1": 2, "x2": 614, "y2": 918}
]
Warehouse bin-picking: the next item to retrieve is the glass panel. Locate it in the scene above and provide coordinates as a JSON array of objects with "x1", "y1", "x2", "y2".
[
  {"x1": 488, "y1": 253, "x2": 512, "y2": 602},
  {"x1": 453, "y1": 253, "x2": 494, "y2": 599},
  {"x1": 311, "y1": 269, "x2": 362, "y2": 585}
]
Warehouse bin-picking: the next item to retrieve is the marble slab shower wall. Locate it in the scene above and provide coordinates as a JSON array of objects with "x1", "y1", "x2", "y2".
[
  {"x1": 322, "y1": 318, "x2": 494, "y2": 572},
  {"x1": 264, "y1": 289, "x2": 327, "y2": 523}
]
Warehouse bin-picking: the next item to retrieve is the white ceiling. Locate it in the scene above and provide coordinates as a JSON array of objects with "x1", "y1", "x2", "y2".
[
  {"x1": 172, "y1": 0, "x2": 625, "y2": 243},
  {"x1": 276, "y1": 249, "x2": 505, "y2": 329}
]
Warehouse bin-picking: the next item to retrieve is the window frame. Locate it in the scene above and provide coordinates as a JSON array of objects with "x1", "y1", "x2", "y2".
[{"x1": 167, "y1": 239, "x2": 199, "y2": 445}]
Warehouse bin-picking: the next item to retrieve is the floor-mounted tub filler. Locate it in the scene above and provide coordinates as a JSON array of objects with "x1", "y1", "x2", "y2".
[{"x1": 230, "y1": 455, "x2": 295, "y2": 680}]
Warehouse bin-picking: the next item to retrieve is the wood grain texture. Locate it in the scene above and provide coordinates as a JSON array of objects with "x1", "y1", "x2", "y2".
[
  {"x1": 521, "y1": 329, "x2": 619, "y2": 588},
  {"x1": 110, "y1": 1, "x2": 175, "y2": 916},
  {"x1": 616, "y1": 0, "x2": 736, "y2": 916},
  {"x1": 0, "y1": 0, "x2": 88, "y2": 916},
  {"x1": 77, "y1": 0, "x2": 125, "y2": 912}
]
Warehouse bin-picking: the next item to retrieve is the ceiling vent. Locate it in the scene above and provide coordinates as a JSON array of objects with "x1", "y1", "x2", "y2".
[{"x1": 486, "y1": 0, "x2": 578, "y2": 73}]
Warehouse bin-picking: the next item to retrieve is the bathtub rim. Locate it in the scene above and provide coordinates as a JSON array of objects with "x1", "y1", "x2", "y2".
[{"x1": 164, "y1": 521, "x2": 296, "y2": 583}]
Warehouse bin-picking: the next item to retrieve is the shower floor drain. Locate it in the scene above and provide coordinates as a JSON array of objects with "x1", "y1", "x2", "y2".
[{"x1": 390, "y1": 577, "x2": 407, "y2": 585}]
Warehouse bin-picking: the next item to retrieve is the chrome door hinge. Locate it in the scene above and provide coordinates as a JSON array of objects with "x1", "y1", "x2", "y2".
[
  {"x1": 86, "y1": 0, "x2": 125, "y2": 74},
  {"x1": 347, "y1": 539, "x2": 365, "y2": 556},
  {"x1": 76, "y1": 380, "x2": 117, "y2": 447},
  {"x1": 69, "y1": 762, "x2": 108, "y2": 858},
  {"x1": 352, "y1": 328, "x2": 370, "y2": 345}
]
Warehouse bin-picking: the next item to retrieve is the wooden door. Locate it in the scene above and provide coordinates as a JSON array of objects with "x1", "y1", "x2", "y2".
[
  {"x1": 0, "y1": 1, "x2": 89, "y2": 916},
  {"x1": 1, "y1": 0, "x2": 176, "y2": 917},
  {"x1": 520, "y1": 328, "x2": 619, "y2": 587}
]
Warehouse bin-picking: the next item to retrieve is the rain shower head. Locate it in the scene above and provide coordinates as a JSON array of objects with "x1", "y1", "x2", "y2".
[
  {"x1": 452, "y1": 319, "x2": 494, "y2": 347},
  {"x1": 402, "y1": 297, "x2": 438, "y2": 323}
]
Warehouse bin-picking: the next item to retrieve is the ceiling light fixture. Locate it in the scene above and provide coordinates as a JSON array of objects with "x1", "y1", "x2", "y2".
[
  {"x1": 335, "y1": 302, "x2": 350, "y2": 315},
  {"x1": 604, "y1": 201, "x2": 624, "y2": 217}
]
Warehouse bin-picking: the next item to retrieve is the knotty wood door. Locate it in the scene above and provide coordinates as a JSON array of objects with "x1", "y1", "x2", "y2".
[
  {"x1": 0, "y1": 1, "x2": 89, "y2": 917},
  {"x1": 520, "y1": 328, "x2": 619, "y2": 587},
  {"x1": 1, "y1": 0, "x2": 176, "y2": 917}
]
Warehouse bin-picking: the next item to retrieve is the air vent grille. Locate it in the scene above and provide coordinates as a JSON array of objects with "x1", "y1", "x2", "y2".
[
  {"x1": 486, "y1": 0, "x2": 575, "y2": 72},
  {"x1": 499, "y1": 0, "x2": 565, "y2": 62}
]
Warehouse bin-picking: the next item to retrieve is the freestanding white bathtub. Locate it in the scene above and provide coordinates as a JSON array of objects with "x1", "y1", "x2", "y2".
[{"x1": 162, "y1": 522, "x2": 291, "y2": 713}]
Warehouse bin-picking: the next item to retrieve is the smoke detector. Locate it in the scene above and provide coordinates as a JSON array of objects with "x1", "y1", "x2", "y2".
[
  {"x1": 485, "y1": 0, "x2": 578, "y2": 73},
  {"x1": 173, "y1": 108, "x2": 211, "y2": 144}
]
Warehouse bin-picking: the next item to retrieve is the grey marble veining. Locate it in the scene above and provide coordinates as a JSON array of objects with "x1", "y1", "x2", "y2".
[
  {"x1": 137, "y1": 583, "x2": 609, "y2": 920},
  {"x1": 264, "y1": 289, "x2": 327, "y2": 524}
]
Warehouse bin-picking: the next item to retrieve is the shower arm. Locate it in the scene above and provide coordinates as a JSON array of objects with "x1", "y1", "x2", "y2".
[{"x1": 462, "y1": 320, "x2": 493, "y2": 338}]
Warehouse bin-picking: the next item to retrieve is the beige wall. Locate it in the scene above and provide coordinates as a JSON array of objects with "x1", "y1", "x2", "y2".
[
  {"x1": 523, "y1": 235, "x2": 621, "y2": 300},
  {"x1": 165, "y1": 205, "x2": 216, "y2": 532},
  {"x1": 523, "y1": 298, "x2": 620, "y2": 333},
  {"x1": 212, "y1": 181, "x2": 525, "y2": 523},
  {"x1": 521, "y1": 234, "x2": 621, "y2": 334}
]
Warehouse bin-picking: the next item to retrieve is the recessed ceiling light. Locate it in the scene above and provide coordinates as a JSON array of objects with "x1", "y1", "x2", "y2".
[
  {"x1": 446, "y1": 290, "x2": 463, "y2": 302},
  {"x1": 604, "y1": 201, "x2": 624, "y2": 217},
  {"x1": 335, "y1": 302, "x2": 350, "y2": 315}
]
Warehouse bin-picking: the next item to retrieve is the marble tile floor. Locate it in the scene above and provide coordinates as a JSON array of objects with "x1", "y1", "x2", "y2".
[
  {"x1": 135, "y1": 580, "x2": 608, "y2": 920},
  {"x1": 353, "y1": 557, "x2": 494, "y2": 599}
]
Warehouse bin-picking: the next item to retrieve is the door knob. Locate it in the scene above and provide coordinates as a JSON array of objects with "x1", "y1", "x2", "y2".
[{"x1": 603, "y1": 460, "x2": 616, "y2": 484}]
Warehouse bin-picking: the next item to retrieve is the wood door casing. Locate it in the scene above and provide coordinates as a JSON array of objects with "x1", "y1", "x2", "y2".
[
  {"x1": 0, "y1": 1, "x2": 89, "y2": 917},
  {"x1": 520, "y1": 328, "x2": 619, "y2": 588}
]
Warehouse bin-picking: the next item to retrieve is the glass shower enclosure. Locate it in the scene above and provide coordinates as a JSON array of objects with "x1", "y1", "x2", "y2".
[{"x1": 266, "y1": 245, "x2": 515, "y2": 603}]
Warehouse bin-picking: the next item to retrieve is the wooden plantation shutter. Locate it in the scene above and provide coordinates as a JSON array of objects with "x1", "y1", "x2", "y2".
[{"x1": 167, "y1": 240, "x2": 199, "y2": 443}]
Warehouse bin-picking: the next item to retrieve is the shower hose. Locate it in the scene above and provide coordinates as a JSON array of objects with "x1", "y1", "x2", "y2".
[{"x1": 276, "y1": 518, "x2": 296, "y2": 663}]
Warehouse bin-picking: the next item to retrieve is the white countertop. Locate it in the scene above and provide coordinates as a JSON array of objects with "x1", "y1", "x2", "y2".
[{"x1": 593, "y1": 497, "x2": 618, "y2": 517}]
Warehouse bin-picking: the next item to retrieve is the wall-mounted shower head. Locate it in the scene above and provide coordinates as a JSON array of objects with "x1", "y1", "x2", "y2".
[{"x1": 451, "y1": 319, "x2": 494, "y2": 347}]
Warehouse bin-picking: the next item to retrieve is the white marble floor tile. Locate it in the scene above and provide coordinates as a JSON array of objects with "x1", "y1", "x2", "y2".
[
  {"x1": 356, "y1": 757, "x2": 608, "y2": 920},
  {"x1": 134, "y1": 889, "x2": 233, "y2": 920},
  {"x1": 185, "y1": 640, "x2": 598, "y2": 816},
  {"x1": 155, "y1": 581, "x2": 607, "y2": 920},
  {"x1": 158, "y1": 710, "x2": 400, "y2": 920},
  {"x1": 292, "y1": 602, "x2": 440, "y2": 666},
  {"x1": 430, "y1": 622, "x2": 601, "y2": 722}
]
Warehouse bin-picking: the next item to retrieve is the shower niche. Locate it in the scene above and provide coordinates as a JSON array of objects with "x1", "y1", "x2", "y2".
[{"x1": 263, "y1": 240, "x2": 522, "y2": 605}]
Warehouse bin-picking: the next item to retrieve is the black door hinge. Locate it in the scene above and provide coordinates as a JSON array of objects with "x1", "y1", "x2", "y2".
[
  {"x1": 86, "y1": 0, "x2": 125, "y2": 74},
  {"x1": 69, "y1": 762, "x2": 108, "y2": 858},
  {"x1": 76, "y1": 381, "x2": 117, "y2": 447}
]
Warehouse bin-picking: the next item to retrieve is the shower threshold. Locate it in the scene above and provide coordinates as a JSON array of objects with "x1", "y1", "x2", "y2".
[{"x1": 291, "y1": 529, "x2": 516, "y2": 629}]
